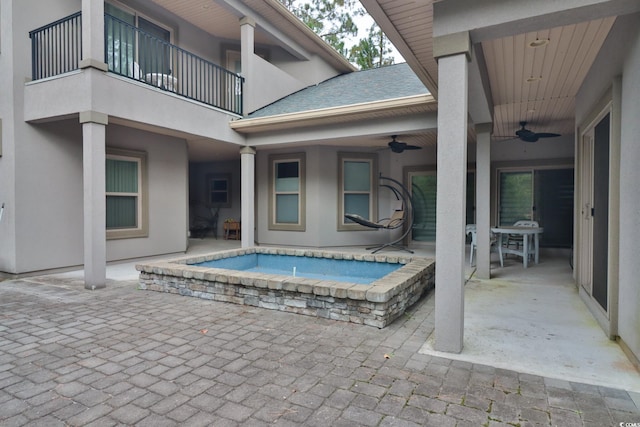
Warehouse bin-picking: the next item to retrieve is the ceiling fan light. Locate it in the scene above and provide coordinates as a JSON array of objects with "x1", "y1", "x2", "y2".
[{"x1": 528, "y1": 38, "x2": 549, "y2": 48}]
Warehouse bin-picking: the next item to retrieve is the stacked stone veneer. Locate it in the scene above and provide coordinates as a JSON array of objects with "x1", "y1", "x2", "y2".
[{"x1": 136, "y1": 247, "x2": 435, "y2": 328}]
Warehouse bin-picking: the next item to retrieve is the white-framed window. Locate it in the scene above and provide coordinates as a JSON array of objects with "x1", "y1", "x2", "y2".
[
  {"x1": 269, "y1": 153, "x2": 305, "y2": 231},
  {"x1": 106, "y1": 148, "x2": 148, "y2": 239},
  {"x1": 338, "y1": 152, "x2": 377, "y2": 231}
]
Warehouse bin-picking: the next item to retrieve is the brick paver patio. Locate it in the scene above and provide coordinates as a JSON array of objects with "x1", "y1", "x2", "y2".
[{"x1": 0, "y1": 277, "x2": 638, "y2": 426}]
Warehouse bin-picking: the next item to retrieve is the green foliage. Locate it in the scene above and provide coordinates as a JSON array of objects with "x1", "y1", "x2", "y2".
[
  {"x1": 348, "y1": 24, "x2": 394, "y2": 69},
  {"x1": 279, "y1": 0, "x2": 395, "y2": 69}
]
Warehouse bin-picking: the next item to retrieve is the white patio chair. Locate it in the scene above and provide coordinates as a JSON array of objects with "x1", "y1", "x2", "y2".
[
  {"x1": 466, "y1": 224, "x2": 503, "y2": 268},
  {"x1": 506, "y1": 220, "x2": 539, "y2": 256}
]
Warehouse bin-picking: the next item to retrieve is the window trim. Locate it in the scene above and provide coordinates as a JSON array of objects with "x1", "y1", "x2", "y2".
[
  {"x1": 268, "y1": 153, "x2": 306, "y2": 231},
  {"x1": 106, "y1": 148, "x2": 148, "y2": 240},
  {"x1": 338, "y1": 152, "x2": 378, "y2": 231}
]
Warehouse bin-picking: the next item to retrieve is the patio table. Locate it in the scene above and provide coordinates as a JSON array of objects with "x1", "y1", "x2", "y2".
[{"x1": 491, "y1": 226, "x2": 543, "y2": 268}]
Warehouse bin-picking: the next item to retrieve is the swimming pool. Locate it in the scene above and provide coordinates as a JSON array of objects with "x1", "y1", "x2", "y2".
[
  {"x1": 195, "y1": 253, "x2": 400, "y2": 284},
  {"x1": 137, "y1": 247, "x2": 435, "y2": 328}
]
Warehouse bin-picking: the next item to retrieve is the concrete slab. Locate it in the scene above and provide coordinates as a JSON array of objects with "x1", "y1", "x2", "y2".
[{"x1": 420, "y1": 259, "x2": 640, "y2": 393}]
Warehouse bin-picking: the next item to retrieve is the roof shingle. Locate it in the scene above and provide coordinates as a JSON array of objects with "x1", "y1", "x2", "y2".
[{"x1": 248, "y1": 62, "x2": 428, "y2": 118}]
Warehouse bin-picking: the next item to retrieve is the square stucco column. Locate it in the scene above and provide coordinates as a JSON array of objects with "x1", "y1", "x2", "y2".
[
  {"x1": 81, "y1": 112, "x2": 108, "y2": 290},
  {"x1": 434, "y1": 34, "x2": 470, "y2": 353},
  {"x1": 240, "y1": 17, "x2": 255, "y2": 116},
  {"x1": 475, "y1": 123, "x2": 492, "y2": 279},
  {"x1": 240, "y1": 146, "x2": 256, "y2": 248},
  {"x1": 80, "y1": 0, "x2": 107, "y2": 71}
]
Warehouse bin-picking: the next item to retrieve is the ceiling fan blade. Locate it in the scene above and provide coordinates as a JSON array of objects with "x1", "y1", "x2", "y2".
[
  {"x1": 403, "y1": 145, "x2": 421, "y2": 150},
  {"x1": 496, "y1": 137, "x2": 521, "y2": 143},
  {"x1": 520, "y1": 134, "x2": 539, "y2": 143},
  {"x1": 535, "y1": 132, "x2": 561, "y2": 138}
]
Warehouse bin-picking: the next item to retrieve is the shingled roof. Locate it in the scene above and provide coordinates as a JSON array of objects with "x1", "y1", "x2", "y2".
[{"x1": 248, "y1": 62, "x2": 429, "y2": 118}]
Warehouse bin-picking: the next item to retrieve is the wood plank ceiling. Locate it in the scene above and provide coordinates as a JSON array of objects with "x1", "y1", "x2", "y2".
[
  {"x1": 485, "y1": 17, "x2": 615, "y2": 139},
  {"x1": 361, "y1": 0, "x2": 616, "y2": 143}
]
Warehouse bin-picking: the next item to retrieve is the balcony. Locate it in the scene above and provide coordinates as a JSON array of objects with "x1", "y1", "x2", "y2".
[{"x1": 29, "y1": 12, "x2": 244, "y2": 115}]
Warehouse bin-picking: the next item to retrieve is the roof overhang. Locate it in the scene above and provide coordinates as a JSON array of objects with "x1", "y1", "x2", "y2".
[{"x1": 230, "y1": 94, "x2": 436, "y2": 134}]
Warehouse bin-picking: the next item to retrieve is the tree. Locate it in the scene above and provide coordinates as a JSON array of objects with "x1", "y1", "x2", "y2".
[
  {"x1": 279, "y1": 0, "x2": 395, "y2": 69},
  {"x1": 349, "y1": 24, "x2": 395, "y2": 69}
]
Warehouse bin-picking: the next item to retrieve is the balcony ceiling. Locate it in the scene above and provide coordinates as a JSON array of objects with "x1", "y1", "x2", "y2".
[{"x1": 360, "y1": 0, "x2": 616, "y2": 142}]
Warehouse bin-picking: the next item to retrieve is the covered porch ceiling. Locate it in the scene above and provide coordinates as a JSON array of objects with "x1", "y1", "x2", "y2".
[{"x1": 359, "y1": 0, "x2": 630, "y2": 141}]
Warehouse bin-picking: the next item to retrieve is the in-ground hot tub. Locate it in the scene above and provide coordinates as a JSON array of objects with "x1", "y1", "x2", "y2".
[{"x1": 136, "y1": 247, "x2": 435, "y2": 328}]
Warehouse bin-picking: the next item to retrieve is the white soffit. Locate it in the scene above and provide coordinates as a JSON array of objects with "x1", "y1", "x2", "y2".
[{"x1": 483, "y1": 17, "x2": 616, "y2": 138}]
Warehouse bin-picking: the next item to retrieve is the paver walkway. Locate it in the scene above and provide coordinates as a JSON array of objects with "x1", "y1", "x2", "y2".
[{"x1": 0, "y1": 277, "x2": 638, "y2": 426}]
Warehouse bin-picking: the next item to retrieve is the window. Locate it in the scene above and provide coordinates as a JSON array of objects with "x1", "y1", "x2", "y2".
[
  {"x1": 206, "y1": 174, "x2": 231, "y2": 207},
  {"x1": 106, "y1": 149, "x2": 148, "y2": 239},
  {"x1": 339, "y1": 153, "x2": 377, "y2": 230},
  {"x1": 269, "y1": 153, "x2": 305, "y2": 231}
]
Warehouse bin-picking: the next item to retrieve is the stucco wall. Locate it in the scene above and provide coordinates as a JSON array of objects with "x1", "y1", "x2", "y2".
[
  {"x1": 246, "y1": 54, "x2": 307, "y2": 113},
  {"x1": 252, "y1": 132, "x2": 576, "y2": 251},
  {"x1": 106, "y1": 125, "x2": 189, "y2": 262},
  {"x1": 618, "y1": 16, "x2": 640, "y2": 364},
  {"x1": 6, "y1": 121, "x2": 188, "y2": 274},
  {"x1": 0, "y1": 0, "x2": 81, "y2": 274},
  {"x1": 576, "y1": 13, "x2": 640, "y2": 362},
  {"x1": 275, "y1": 54, "x2": 351, "y2": 88},
  {"x1": 256, "y1": 146, "x2": 406, "y2": 248},
  {"x1": 0, "y1": 0, "x2": 18, "y2": 273}
]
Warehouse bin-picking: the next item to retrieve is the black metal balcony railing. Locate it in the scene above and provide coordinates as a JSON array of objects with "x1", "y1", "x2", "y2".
[
  {"x1": 29, "y1": 12, "x2": 244, "y2": 115},
  {"x1": 29, "y1": 12, "x2": 82, "y2": 81}
]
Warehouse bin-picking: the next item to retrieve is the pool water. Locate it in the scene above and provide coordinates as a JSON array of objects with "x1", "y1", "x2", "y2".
[{"x1": 196, "y1": 253, "x2": 400, "y2": 284}]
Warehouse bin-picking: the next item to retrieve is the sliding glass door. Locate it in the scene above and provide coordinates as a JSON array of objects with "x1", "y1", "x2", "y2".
[
  {"x1": 498, "y1": 168, "x2": 574, "y2": 248},
  {"x1": 105, "y1": 2, "x2": 171, "y2": 78}
]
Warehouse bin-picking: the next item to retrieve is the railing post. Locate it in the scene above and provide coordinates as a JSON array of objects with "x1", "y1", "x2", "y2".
[{"x1": 80, "y1": 0, "x2": 107, "y2": 71}]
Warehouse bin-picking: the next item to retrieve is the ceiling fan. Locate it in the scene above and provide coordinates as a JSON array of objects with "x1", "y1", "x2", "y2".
[
  {"x1": 387, "y1": 135, "x2": 421, "y2": 153},
  {"x1": 509, "y1": 121, "x2": 561, "y2": 143}
]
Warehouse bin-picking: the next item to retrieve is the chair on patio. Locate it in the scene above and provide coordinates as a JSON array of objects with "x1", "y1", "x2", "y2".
[
  {"x1": 189, "y1": 204, "x2": 220, "y2": 239},
  {"x1": 344, "y1": 175, "x2": 414, "y2": 254},
  {"x1": 345, "y1": 201, "x2": 405, "y2": 230},
  {"x1": 506, "y1": 220, "x2": 539, "y2": 258},
  {"x1": 129, "y1": 61, "x2": 144, "y2": 80},
  {"x1": 466, "y1": 224, "x2": 503, "y2": 267}
]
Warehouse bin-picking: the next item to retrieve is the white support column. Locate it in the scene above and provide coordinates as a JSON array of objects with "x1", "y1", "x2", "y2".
[
  {"x1": 433, "y1": 32, "x2": 470, "y2": 353},
  {"x1": 80, "y1": 0, "x2": 108, "y2": 71},
  {"x1": 80, "y1": 111, "x2": 108, "y2": 290},
  {"x1": 240, "y1": 146, "x2": 256, "y2": 248},
  {"x1": 475, "y1": 123, "x2": 492, "y2": 279},
  {"x1": 240, "y1": 17, "x2": 255, "y2": 116}
]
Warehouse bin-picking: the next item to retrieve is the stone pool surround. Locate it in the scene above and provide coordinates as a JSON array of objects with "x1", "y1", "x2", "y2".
[{"x1": 136, "y1": 247, "x2": 435, "y2": 328}]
